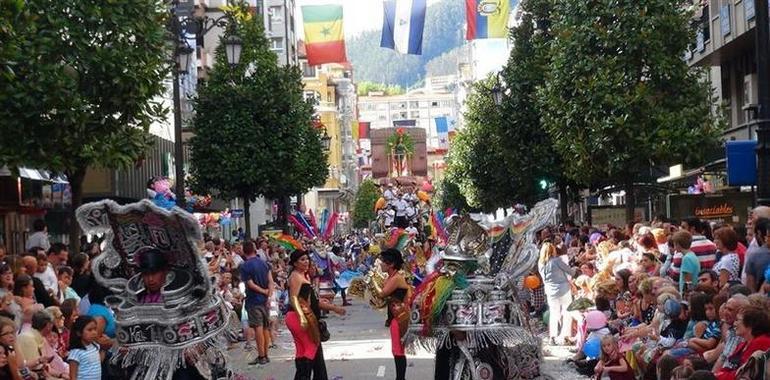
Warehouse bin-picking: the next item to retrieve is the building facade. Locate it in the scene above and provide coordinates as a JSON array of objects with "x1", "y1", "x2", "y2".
[
  {"x1": 358, "y1": 78, "x2": 459, "y2": 151},
  {"x1": 687, "y1": 0, "x2": 764, "y2": 141}
]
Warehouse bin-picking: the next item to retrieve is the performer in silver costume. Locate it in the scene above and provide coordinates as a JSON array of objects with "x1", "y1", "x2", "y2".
[
  {"x1": 76, "y1": 200, "x2": 233, "y2": 380},
  {"x1": 405, "y1": 199, "x2": 559, "y2": 380}
]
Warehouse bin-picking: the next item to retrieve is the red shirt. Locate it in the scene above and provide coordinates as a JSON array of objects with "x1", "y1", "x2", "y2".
[
  {"x1": 736, "y1": 242, "x2": 747, "y2": 266},
  {"x1": 716, "y1": 334, "x2": 770, "y2": 380}
]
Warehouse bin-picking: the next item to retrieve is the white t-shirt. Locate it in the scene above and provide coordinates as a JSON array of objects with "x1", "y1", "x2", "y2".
[
  {"x1": 34, "y1": 264, "x2": 59, "y2": 295},
  {"x1": 26, "y1": 231, "x2": 50, "y2": 251}
]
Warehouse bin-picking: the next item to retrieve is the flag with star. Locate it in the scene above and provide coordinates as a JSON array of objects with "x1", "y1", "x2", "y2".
[
  {"x1": 302, "y1": 5, "x2": 348, "y2": 66},
  {"x1": 381, "y1": 0, "x2": 427, "y2": 55}
]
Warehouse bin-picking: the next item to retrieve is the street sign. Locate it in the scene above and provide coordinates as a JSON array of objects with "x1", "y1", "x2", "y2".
[{"x1": 231, "y1": 209, "x2": 244, "y2": 218}]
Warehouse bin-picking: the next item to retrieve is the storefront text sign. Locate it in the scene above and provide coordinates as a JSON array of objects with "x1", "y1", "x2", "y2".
[{"x1": 695, "y1": 203, "x2": 734, "y2": 218}]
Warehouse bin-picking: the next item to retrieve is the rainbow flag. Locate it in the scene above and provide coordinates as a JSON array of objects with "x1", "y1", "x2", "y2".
[
  {"x1": 465, "y1": 0, "x2": 511, "y2": 40},
  {"x1": 272, "y1": 234, "x2": 302, "y2": 251},
  {"x1": 301, "y1": 5, "x2": 348, "y2": 66}
]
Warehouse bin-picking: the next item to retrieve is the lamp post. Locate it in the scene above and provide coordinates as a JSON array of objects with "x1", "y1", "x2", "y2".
[
  {"x1": 168, "y1": 2, "x2": 241, "y2": 207},
  {"x1": 320, "y1": 128, "x2": 332, "y2": 152},
  {"x1": 755, "y1": 0, "x2": 770, "y2": 206}
]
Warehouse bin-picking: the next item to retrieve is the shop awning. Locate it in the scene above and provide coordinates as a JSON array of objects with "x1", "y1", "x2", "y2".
[{"x1": 0, "y1": 166, "x2": 69, "y2": 183}]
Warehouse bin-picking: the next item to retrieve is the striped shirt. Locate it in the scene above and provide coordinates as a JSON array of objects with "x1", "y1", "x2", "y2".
[
  {"x1": 720, "y1": 326, "x2": 745, "y2": 369},
  {"x1": 691, "y1": 235, "x2": 717, "y2": 270},
  {"x1": 68, "y1": 343, "x2": 101, "y2": 380}
]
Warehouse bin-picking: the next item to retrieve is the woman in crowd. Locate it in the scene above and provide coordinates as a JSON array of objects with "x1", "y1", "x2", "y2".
[
  {"x1": 0, "y1": 316, "x2": 22, "y2": 380},
  {"x1": 715, "y1": 306, "x2": 770, "y2": 380},
  {"x1": 712, "y1": 227, "x2": 741, "y2": 288},
  {"x1": 538, "y1": 242, "x2": 574, "y2": 345},
  {"x1": 286, "y1": 249, "x2": 346, "y2": 380},
  {"x1": 375, "y1": 249, "x2": 410, "y2": 380},
  {"x1": 13, "y1": 274, "x2": 38, "y2": 313}
]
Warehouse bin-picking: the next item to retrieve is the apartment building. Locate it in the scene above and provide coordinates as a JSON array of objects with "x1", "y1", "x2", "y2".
[{"x1": 687, "y1": 0, "x2": 765, "y2": 141}]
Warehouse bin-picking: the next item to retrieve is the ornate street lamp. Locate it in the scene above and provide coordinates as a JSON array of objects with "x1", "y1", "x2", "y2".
[
  {"x1": 491, "y1": 80, "x2": 504, "y2": 106},
  {"x1": 224, "y1": 35, "x2": 243, "y2": 67},
  {"x1": 320, "y1": 128, "x2": 332, "y2": 152}
]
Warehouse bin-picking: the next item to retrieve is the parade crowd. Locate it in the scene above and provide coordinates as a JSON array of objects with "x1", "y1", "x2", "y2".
[
  {"x1": 532, "y1": 206, "x2": 770, "y2": 380},
  {"x1": 0, "y1": 219, "x2": 376, "y2": 380}
]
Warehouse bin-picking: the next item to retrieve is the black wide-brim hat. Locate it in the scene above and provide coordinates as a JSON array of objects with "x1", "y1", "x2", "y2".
[{"x1": 135, "y1": 247, "x2": 169, "y2": 273}]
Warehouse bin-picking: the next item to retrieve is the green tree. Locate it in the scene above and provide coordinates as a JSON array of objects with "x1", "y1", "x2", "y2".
[
  {"x1": 0, "y1": 0, "x2": 169, "y2": 251},
  {"x1": 451, "y1": 77, "x2": 509, "y2": 211},
  {"x1": 189, "y1": 4, "x2": 327, "y2": 238},
  {"x1": 434, "y1": 171, "x2": 471, "y2": 213},
  {"x1": 352, "y1": 179, "x2": 380, "y2": 229},
  {"x1": 540, "y1": 0, "x2": 723, "y2": 221}
]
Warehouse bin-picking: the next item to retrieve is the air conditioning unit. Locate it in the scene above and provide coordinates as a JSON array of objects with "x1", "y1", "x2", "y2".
[{"x1": 744, "y1": 73, "x2": 759, "y2": 106}]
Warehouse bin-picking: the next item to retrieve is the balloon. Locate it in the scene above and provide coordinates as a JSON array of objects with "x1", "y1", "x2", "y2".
[
  {"x1": 542, "y1": 310, "x2": 549, "y2": 325},
  {"x1": 583, "y1": 337, "x2": 601, "y2": 359},
  {"x1": 524, "y1": 275, "x2": 541, "y2": 290},
  {"x1": 417, "y1": 191, "x2": 430, "y2": 202},
  {"x1": 421, "y1": 181, "x2": 433, "y2": 192},
  {"x1": 374, "y1": 197, "x2": 386, "y2": 211},
  {"x1": 585, "y1": 310, "x2": 608, "y2": 330}
]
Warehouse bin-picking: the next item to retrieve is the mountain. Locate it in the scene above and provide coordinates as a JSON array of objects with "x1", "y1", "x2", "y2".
[{"x1": 346, "y1": 0, "x2": 467, "y2": 87}]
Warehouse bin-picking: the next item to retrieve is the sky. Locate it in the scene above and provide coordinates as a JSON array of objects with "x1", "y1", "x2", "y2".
[
  {"x1": 294, "y1": 0, "x2": 443, "y2": 37},
  {"x1": 293, "y1": 0, "x2": 510, "y2": 78}
]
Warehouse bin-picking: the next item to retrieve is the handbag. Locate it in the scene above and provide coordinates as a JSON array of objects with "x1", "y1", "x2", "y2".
[{"x1": 318, "y1": 320, "x2": 330, "y2": 342}]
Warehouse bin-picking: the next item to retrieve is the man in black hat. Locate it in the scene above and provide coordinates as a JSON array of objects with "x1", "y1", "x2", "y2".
[{"x1": 136, "y1": 248, "x2": 169, "y2": 304}]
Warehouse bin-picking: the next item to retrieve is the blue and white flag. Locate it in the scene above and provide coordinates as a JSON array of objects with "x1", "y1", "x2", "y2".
[
  {"x1": 381, "y1": 0, "x2": 427, "y2": 55},
  {"x1": 435, "y1": 116, "x2": 449, "y2": 149}
]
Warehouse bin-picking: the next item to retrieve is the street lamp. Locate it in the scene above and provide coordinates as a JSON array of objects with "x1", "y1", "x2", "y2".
[
  {"x1": 224, "y1": 35, "x2": 243, "y2": 66},
  {"x1": 491, "y1": 80, "x2": 504, "y2": 106},
  {"x1": 320, "y1": 128, "x2": 332, "y2": 151},
  {"x1": 169, "y1": 3, "x2": 241, "y2": 207}
]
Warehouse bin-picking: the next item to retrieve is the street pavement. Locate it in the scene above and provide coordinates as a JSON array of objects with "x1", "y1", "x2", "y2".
[{"x1": 227, "y1": 302, "x2": 588, "y2": 380}]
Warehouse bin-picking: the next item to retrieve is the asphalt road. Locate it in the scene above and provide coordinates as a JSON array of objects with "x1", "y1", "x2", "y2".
[{"x1": 227, "y1": 301, "x2": 586, "y2": 380}]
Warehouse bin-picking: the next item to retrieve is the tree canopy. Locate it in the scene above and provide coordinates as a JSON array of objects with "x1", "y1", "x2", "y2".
[
  {"x1": 539, "y1": 0, "x2": 724, "y2": 220},
  {"x1": 0, "y1": 0, "x2": 170, "y2": 249},
  {"x1": 352, "y1": 179, "x2": 380, "y2": 229},
  {"x1": 189, "y1": 3, "x2": 327, "y2": 236}
]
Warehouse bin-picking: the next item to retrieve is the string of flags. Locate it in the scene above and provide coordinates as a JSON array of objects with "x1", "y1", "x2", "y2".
[{"x1": 301, "y1": 0, "x2": 513, "y2": 66}]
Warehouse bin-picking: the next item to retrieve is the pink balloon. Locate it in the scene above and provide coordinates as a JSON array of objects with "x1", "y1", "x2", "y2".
[
  {"x1": 585, "y1": 310, "x2": 607, "y2": 330},
  {"x1": 421, "y1": 181, "x2": 433, "y2": 192}
]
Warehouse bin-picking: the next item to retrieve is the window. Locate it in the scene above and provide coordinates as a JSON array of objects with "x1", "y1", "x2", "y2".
[
  {"x1": 271, "y1": 38, "x2": 284, "y2": 51},
  {"x1": 301, "y1": 61, "x2": 316, "y2": 77},
  {"x1": 409, "y1": 101, "x2": 419, "y2": 108},
  {"x1": 269, "y1": 6, "x2": 283, "y2": 21},
  {"x1": 410, "y1": 111, "x2": 420, "y2": 118},
  {"x1": 303, "y1": 91, "x2": 320, "y2": 103},
  {"x1": 431, "y1": 101, "x2": 439, "y2": 107}
]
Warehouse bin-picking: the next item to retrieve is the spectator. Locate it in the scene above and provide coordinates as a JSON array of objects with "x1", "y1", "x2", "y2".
[
  {"x1": 56, "y1": 266, "x2": 81, "y2": 304},
  {"x1": 714, "y1": 306, "x2": 770, "y2": 380},
  {"x1": 538, "y1": 242, "x2": 574, "y2": 345},
  {"x1": 67, "y1": 315, "x2": 102, "y2": 380},
  {"x1": 682, "y1": 218, "x2": 718, "y2": 270},
  {"x1": 744, "y1": 218, "x2": 770, "y2": 292},
  {"x1": 69, "y1": 253, "x2": 93, "y2": 298},
  {"x1": 17, "y1": 310, "x2": 54, "y2": 376},
  {"x1": 671, "y1": 230, "x2": 700, "y2": 294},
  {"x1": 34, "y1": 251, "x2": 59, "y2": 297},
  {"x1": 240, "y1": 241, "x2": 273, "y2": 365},
  {"x1": 712, "y1": 294, "x2": 749, "y2": 371},
  {"x1": 21, "y1": 255, "x2": 57, "y2": 307},
  {"x1": 712, "y1": 227, "x2": 741, "y2": 288},
  {"x1": 698, "y1": 270, "x2": 719, "y2": 290},
  {"x1": 26, "y1": 219, "x2": 50, "y2": 252}
]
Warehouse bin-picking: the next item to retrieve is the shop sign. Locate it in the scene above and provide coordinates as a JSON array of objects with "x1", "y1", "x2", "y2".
[{"x1": 694, "y1": 203, "x2": 734, "y2": 218}]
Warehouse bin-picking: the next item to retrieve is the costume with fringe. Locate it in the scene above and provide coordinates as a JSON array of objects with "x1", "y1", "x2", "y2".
[
  {"x1": 76, "y1": 200, "x2": 235, "y2": 380},
  {"x1": 405, "y1": 199, "x2": 559, "y2": 380}
]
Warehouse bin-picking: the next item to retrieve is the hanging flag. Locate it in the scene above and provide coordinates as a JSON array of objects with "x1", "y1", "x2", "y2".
[
  {"x1": 381, "y1": 0, "x2": 427, "y2": 55},
  {"x1": 352, "y1": 121, "x2": 359, "y2": 140},
  {"x1": 435, "y1": 116, "x2": 449, "y2": 150},
  {"x1": 465, "y1": 0, "x2": 511, "y2": 40},
  {"x1": 358, "y1": 121, "x2": 371, "y2": 139},
  {"x1": 302, "y1": 5, "x2": 348, "y2": 66}
]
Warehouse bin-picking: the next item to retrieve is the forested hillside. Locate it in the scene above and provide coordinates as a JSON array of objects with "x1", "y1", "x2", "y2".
[{"x1": 346, "y1": 0, "x2": 467, "y2": 87}]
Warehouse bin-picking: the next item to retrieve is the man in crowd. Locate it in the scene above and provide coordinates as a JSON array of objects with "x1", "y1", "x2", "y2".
[{"x1": 240, "y1": 241, "x2": 273, "y2": 366}]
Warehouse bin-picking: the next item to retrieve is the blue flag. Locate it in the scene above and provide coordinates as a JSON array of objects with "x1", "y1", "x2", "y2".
[{"x1": 381, "y1": 0, "x2": 427, "y2": 55}]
